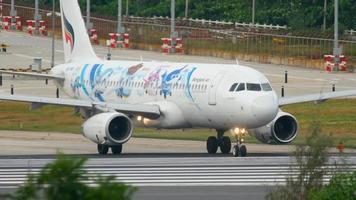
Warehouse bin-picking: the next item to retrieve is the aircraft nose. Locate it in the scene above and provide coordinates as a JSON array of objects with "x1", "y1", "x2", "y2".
[{"x1": 251, "y1": 94, "x2": 278, "y2": 125}]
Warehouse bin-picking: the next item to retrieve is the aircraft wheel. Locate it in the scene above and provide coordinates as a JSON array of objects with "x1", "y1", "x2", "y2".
[
  {"x1": 111, "y1": 145, "x2": 123, "y2": 154},
  {"x1": 232, "y1": 145, "x2": 239, "y2": 157},
  {"x1": 220, "y1": 136, "x2": 231, "y2": 154},
  {"x1": 207, "y1": 136, "x2": 218, "y2": 154},
  {"x1": 97, "y1": 144, "x2": 109, "y2": 155},
  {"x1": 240, "y1": 145, "x2": 247, "y2": 157}
]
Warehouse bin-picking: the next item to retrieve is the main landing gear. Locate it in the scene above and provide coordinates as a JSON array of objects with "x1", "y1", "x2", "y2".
[
  {"x1": 206, "y1": 130, "x2": 231, "y2": 154},
  {"x1": 206, "y1": 129, "x2": 248, "y2": 157},
  {"x1": 97, "y1": 144, "x2": 123, "y2": 155}
]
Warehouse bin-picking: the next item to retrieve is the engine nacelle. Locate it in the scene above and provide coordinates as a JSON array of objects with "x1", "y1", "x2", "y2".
[
  {"x1": 249, "y1": 111, "x2": 298, "y2": 144},
  {"x1": 81, "y1": 112, "x2": 133, "y2": 145}
]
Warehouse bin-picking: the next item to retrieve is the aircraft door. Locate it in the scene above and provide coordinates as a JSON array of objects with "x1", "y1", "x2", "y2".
[{"x1": 208, "y1": 74, "x2": 224, "y2": 105}]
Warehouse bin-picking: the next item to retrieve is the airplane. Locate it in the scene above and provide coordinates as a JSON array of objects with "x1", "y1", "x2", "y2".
[{"x1": 1, "y1": 0, "x2": 356, "y2": 156}]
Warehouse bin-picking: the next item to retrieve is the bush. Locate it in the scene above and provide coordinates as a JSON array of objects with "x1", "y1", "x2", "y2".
[
  {"x1": 2, "y1": 154, "x2": 137, "y2": 200},
  {"x1": 309, "y1": 171, "x2": 356, "y2": 200},
  {"x1": 265, "y1": 121, "x2": 333, "y2": 200}
]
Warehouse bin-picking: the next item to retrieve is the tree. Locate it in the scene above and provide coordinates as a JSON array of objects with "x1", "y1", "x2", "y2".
[
  {"x1": 14, "y1": 0, "x2": 356, "y2": 30},
  {"x1": 2, "y1": 154, "x2": 136, "y2": 200}
]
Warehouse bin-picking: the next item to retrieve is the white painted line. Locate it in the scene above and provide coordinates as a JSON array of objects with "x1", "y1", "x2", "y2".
[{"x1": 13, "y1": 53, "x2": 51, "y2": 63}]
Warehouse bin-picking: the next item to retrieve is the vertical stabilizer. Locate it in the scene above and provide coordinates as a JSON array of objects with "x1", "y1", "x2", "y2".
[{"x1": 59, "y1": 0, "x2": 98, "y2": 63}]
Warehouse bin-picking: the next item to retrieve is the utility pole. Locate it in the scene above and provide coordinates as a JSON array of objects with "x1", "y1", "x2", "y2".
[
  {"x1": 51, "y1": 0, "x2": 55, "y2": 68},
  {"x1": 252, "y1": 0, "x2": 255, "y2": 24},
  {"x1": 34, "y1": 0, "x2": 41, "y2": 32},
  {"x1": 117, "y1": 0, "x2": 124, "y2": 33},
  {"x1": 0, "y1": 0, "x2": 3, "y2": 24},
  {"x1": 323, "y1": 0, "x2": 327, "y2": 31},
  {"x1": 333, "y1": 0, "x2": 340, "y2": 56},
  {"x1": 184, "y1": 0, "x2": 188, "y2": 19},
  {"x1": 125, "y1": 0, "x2": 128, "y2": 16},
  {"x1": 10, "y1": 0, "x2": 16, "y2": 17},
  {"x1": 171, "y1": 0, "x2": 177, "y2": 38},
  {"x1": 86, "y1": 0, "x2": 92, "y2": 31}
]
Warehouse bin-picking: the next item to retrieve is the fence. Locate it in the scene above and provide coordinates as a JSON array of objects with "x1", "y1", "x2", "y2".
[{"x1": 1, "y1": 3, "x2": 356, "y2": 69}]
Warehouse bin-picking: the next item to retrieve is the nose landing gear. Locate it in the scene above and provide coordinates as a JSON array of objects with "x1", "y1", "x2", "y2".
[
  {"x1": 232, "y1": 129, "x2": 247, "y2": 157},
  {"x1": 206, "y1": 130, "x2": 232, "y2": 154}
]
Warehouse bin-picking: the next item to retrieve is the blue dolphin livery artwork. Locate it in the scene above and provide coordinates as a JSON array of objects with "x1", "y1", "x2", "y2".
[{"x1": 160, "y1": 65, "x2": 187, "y2": 98}]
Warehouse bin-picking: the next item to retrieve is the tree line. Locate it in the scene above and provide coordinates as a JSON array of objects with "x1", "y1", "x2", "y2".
[{"x1": 20, "y1": 0, "x2": 356, "y2": 30}]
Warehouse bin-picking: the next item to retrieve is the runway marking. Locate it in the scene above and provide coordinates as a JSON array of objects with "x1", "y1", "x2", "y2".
[
  {"x1": 13, "y1": 53, "x2": 51, "y2": 63},
  {"x1": 0, "y1": 162, "x2": 353, "y2": 188}
]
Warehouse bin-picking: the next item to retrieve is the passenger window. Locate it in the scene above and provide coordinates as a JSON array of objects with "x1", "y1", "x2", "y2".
[
  {"x1": 235, "y1": 83, "x2": 245, "y2": 91},
  {"x1": 229, "y1": 83, "x2": 238, "y2": 92},
  {"x1": 246, "y1": 83, "x2": 261, "y2": 91},
  {"x1": 261, "y1": 83, "x2": 272, "y2": 91}
]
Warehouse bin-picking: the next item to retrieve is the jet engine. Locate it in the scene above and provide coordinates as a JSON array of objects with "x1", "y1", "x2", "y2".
[
  {"x1": 81, "y1": 112, "x2": 133, "y2": 145},
  {"x1": 249, "y1": 111, "x2": 298, "y2": 144}
]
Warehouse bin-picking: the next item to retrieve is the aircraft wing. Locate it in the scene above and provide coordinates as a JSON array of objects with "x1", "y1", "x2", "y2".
[
  {"x1": 0, "y1": 70, "x2": 65, "y2": 80},
  {"x1": 0, "y1": 94, "x2": 161, "y2": 119},
  {"x1": 279, "y1": 90, "x2": 356, "y2": 106}
]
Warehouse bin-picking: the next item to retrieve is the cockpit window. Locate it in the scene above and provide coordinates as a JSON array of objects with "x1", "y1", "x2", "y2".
[
  {"x1": 235, "y1": 83, "x2": 245, "y2": 91},
  {"x1": 261, "y1": 83, "x2": 272, "y2": 91},
  {"x1": 229, "y1": 83, "x2": 238, "y2": 92},
  {"x1": 246, "y1": 83, "x2": 261, "y2": 91}
]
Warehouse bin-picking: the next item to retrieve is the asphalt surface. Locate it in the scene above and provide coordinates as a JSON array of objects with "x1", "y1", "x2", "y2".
[
  {"x1": 0, "y1": 186, "x2": 272, "y2": 200},
  {"x1": 0, "y1": 131, "x2": 354, "y2": 200},
  {"x1": 0, "y1": 155, "x2": 354, "y2": 200}
]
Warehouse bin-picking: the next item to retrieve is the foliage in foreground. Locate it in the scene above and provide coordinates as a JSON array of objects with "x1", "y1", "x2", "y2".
[
  {"x1": 2, "y1": 154, "x2": 137, "y2": 200},
  {"x1": 265, "y1": 121, "x2": 338, "y2": 200},
  {"x1": 309, "y1": 171, "x2": 356, "y2": 200}
]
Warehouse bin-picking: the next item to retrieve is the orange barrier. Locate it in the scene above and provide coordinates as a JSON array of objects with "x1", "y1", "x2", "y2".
[
  {"x1": 26, "y1": 20, "x2": 47, "y2": 36},
  {"x1": 26, "y1": 20, "x2": 35, "y2": 35},
  {"x1": 39, "y1": 20, "x2": 47, "y2": 36},
  {"x1": 1, "y1": 16, "x2": 22, "y2": 30},
  {"x1": 2, "y1": 16, "x2": 9, "y2": 30},
  {"x1": 89, "y1": 29, "x2": 99, "y2": 44},
  {"x1": 324, "y1": 55, "x2": 347, "y2": 72},
  {"x1": 108, "y1": 33, "x2": 129, "y2": 48},
  {"x1": 161, "y1": 38, "x2": 170, "y2": 54},
  {"x1": 161, "y1": 37, "x2": 183, "y2": 54}
]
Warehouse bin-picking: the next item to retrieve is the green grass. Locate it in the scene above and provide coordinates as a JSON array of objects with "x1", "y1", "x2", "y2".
[{"x1": 0, "y1": 100, "x2": 355, "y2": 148}]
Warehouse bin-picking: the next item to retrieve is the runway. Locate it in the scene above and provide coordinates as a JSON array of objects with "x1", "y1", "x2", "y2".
[
  {"x1": 1, "y1": 156, "x2": 355, "y2": 187},
  {"x1": 0, "y1": 157, "x2": 298, "y2": 188},
  {"x1": 0, "y1": 132, "x2": 354, "y2": 200},
  {"x1": 0, "y1": 155, "x2": 355, "y2": 200}
]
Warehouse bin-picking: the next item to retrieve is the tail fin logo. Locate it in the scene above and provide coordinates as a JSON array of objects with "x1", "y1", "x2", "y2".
[{"x1": 63, "y1": 13, "x2": 75, "y2": 51}]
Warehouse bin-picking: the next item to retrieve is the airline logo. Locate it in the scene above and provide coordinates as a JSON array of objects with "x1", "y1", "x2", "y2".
[{"x1": 63, "y1": 13, "x2": 75, "y2": 51}]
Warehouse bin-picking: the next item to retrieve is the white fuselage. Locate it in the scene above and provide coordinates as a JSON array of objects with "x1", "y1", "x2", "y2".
[{"x1": 52, "y1": 60, "x2": 279, "y2": 131}]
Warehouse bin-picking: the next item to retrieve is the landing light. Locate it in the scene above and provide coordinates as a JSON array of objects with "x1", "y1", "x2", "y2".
[
  {"x1": 137, "y1": 116, "x2": 142, "y2": 121},
  {"x1": 143, "y1": 118, "x2": 151, "y2": 125},
  {"x1": 232, "y1": 127, "x2": 248, "y2": 136}
]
